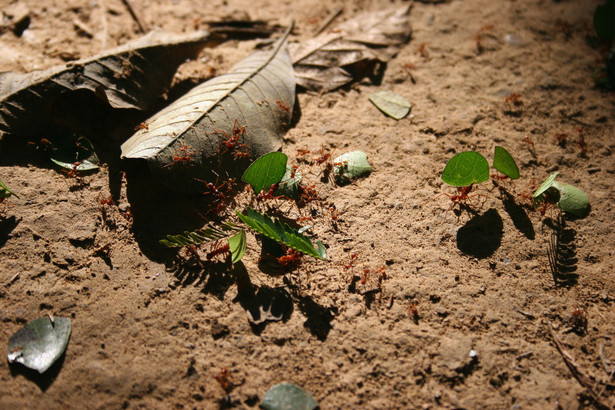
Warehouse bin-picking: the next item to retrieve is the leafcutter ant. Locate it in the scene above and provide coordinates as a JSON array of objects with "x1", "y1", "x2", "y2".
[
  {"x1": 277, "y1": 247, "x2": 303, "y2": 268},
  {"x1": 217, "y1": 119, "x2": 250, "y2": 159},
  {"x1": 163, "y1": 144, "x2": 194, "y2": 168},
  {"x1": 206, "y1": 242, "x2": 230, "y2": 261},
  {"x1": 432, "y1": 184, "x2": 484, "y2": 213},
  {"x1": 134, "y1": 122, "x2": 149, "y2": 131},
  {"x1": 275, "y1": 100, "x2": 290, "y2": 112},
  {"x1": 214, "y1": 367, "x2": 233, "y2": 393}
]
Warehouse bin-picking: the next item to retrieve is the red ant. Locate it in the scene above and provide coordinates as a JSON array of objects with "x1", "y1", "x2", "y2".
[
  {"x1": 297, "y1": 183, "x2": 320, "y2": 206},
  {"x1": 433, "y1": 184, "x2": 483, "y2": 211},
  {"x1": 569, "y1": 308, "x2": 587, "y2": 332},
  {"x1": 206, "y1": 242, "x2": 230, "y2": 261},
  {"x1": 490, "y1": 172, "x2": 510, "y2": 182},
  {"x1": 342, "y1": 252, "x2": 358, "y2": 274},
  {"x1": 134, "y1": 122, "x2": 149, "y2": 131},
  {"x1": 360, "y1": 268, "x2": 371, "y2": 285},
  {"x1": 522, "y1": 135, "x2": 536, "y2": 154},
  {"x1": 214, "y1": 368, "x2": 233, "y2": 393},
  {"x1": 289, "y1": 164, "x2": 300, "y2": 179},
  {"x1": 408, "y1": 301, "x2": 419, "y2": 323},
  {"x1": 314, "y1": 145, "x2": 332, "y2": 166},
  {"x1": 576, "y1": 128, "x2": 588, "y2": 156},
  {"x1": 275, "y1": 100, "x2": 290, "y2": 112},
  {"x1": 505, "y1": 93, "x2": 522, "y2": 105},
  {"x1": 277, "y1": 247, "x2": 303, "y2": 268},
  {"x1": 256, "y1": 183, "x2": 290, "y2": 203},
  {"x1": 416, "y1": 42, "x2": 428, "y2": 57},
  {"x1": 98, "y1": 195, "x2": 114, "y2": 206},
  {"x1": 554, "y1": 132, "x2": 567, "y2": 147},
  {"x1": 296, "y1": 215, "x2": 314, "y2": 224},
  {"x1": 163, "y1": 144, "x2": 194, "y2": 168},
  {"x1": 218, "y1": 120, "x2": 250, "y2": 159},
  {"x1": 28, "y1": 138, "x2": 53, "y2": 151},
  {"x1": 64, "y1": 161, "x2": 82, "y2": 179},
  {"x1": 295, "y1": 149, "x2": 312, "y2": 164}
]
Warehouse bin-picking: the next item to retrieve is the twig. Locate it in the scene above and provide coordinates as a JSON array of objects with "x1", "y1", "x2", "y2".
[
  {"x1": 314, "y1": 7, "x2": 343, "y2": 35},
  {"x1": 549, "y1": 324, "x2": 611, "y2": 409},
  {"x1": 599, "y1": 343, "x2": 614, "y2": 375},
  {"x1": 121, "y1": 0, "x2": 147, "y2": 33}
]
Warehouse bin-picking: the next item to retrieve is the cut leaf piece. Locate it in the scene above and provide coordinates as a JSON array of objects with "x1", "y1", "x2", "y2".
[
  {"x1": 261, "y1": 382, "x2": 318, "y2": 410},
  {"x1": 0, "y1": 179, "x2": 16, "y2": 199},
  {"x1": 441, "y1": 151, "x2": 489, "y2": 187},
  {"x1": 49, "y1": 135, "x2": 100, "y2": 172},
  {"x1": 368, "y1": 91, "x2": 411, "y2": 120},
  {"x1": 492, "y1": 146, "x2": 519, "y2": 179},
  {"x1": 289, "y1": 5, "x2": 412, "y2": 92},
  {"x1": 7, "y1": 316, "x2": 71, "y2": 374},
  {"x1": 333, "y1": 151, "x2": 373, "y2": 184},
  {"x1": 276, "y1": 164, "x2": 302, "y2": 199},
  {"x1": 121, "y1": 25, "x2": 296, "y2": 193},
  {"x1": 533, "y1": 172, "x2": 559, "y2": 201},
  {"x1": 236, "y1": 207, "x2": 326, "y2": 259},
  {"x1": 0, "y1": 31, "x2": 214, "y2": 136},
  {"x1": 552, "y1": 181, "x2": 590, "y2": 218},
  {"x1": 241, "y1": 152, "x2": 288, "y2": 194},
  {"x1": 228, "y1": 230, "x2": 247, "y2": 264}
]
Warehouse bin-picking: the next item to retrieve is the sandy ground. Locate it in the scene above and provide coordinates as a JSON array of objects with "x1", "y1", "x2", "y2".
[{"x1": 1, "y1": 0, "x2": 614, "y2": 408}]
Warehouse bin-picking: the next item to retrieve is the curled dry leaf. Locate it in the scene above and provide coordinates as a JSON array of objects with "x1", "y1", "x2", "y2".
[
  {"x1": 0, "y1": 30, "x2": 215, "y2": 136},
  {"x1": 121, "y1": 26, "x2": 296, "y2": 193},
  {"x1": 289, "y1": 5, "x2": 412, "y2": 92}
]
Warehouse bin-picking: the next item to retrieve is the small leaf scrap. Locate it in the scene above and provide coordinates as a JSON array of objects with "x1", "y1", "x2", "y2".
[
  {"x1": 333, "y1": 151, "x2": 373, "y2": 184},
  {"x1": 532, "y1": 172, "x2": 559, "y2": 202},
  {"x1": 7, "y1": 316, "x2": 71, "y2": 373},
  {"x1": 228, "y1": 230, "x2": 247, "y2": 264},
  {"x1": 275, "y1": 164, "x2": 302, "y2": 198},
  {"x1": 441, "y1": 151, "x2": 489, "y2": 187},
  {"x1": 261, "y1": 382, "x2": 318, "y2": 410},
  {"x1": 493, "y1": 146, "x2": 519, "y2": 179},
  {"x1": 49, "y1": 135, "x2": 100, "y2": 172},
  {"x1": 241, "y1": 152, "x2": 288, "y2": 194},
  {"x1": 368, "y1": 91, "x2": 411, "y2": 120},
  {"x1": 0, "y1": 178, "x2": 16, "y2": 199}
]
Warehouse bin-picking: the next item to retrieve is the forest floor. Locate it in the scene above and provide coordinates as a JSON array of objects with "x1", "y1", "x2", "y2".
[{"x1": 1, "y1": 0, "x2": 614, "y2": 408}]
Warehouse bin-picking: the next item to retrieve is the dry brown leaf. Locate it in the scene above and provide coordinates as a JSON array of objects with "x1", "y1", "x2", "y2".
[
  {"x1": 0, "y1": 30, "x2": 217, "y2": 137},
  {"x1": 289, "y1": 5, "x2": 412, "y2": 92}
]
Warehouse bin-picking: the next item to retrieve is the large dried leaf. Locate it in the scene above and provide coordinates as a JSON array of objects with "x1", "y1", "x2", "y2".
[
  {"x1": 0, "y1": 30, "x2": 215, "y2": 136},
  {"x1": 289, "y1": 6, "x2": 412, "y2": 92},
  {"x1": 121, "y1": 26, "x2": 295, "y2": 193}
]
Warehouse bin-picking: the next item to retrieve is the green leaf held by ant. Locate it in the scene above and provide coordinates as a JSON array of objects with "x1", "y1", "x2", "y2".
[
  {"x1": 0, "y1": 179, "x2": 17, "y2": 199},
  {"x1": 333, "y1": 151, "x2": 373, "y2": 185},
  {"x1": 493, "y1": 146, "x2": 519, "y2": 179},
  {"x1": 441, "y1": 151, "x2": 489, "y2": 187},
  {"x1": 159, "y1": 222, "x2": 241, "y2": 248},
  {"x1": 236, "y1": 207, "x2": 327, "y2": 259},
  {"x1": 49, "y1": 134, "x2": 100, "y2": 173},
  {"x1": 241, "y1": 152, "x2": 287, "y2": 194}
]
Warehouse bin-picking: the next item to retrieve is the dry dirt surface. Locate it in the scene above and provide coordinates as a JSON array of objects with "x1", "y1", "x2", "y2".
[{"x1": 1, "y1": 0, "x2": 615, "y2": 408}]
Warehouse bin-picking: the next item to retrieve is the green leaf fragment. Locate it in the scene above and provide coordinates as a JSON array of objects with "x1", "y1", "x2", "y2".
[
  {"x1": 7, "y1": 316, "x2": 72, "y2": 374},
  {"x1": 441, "y1": 151, "x2": 489, "y2": 187},
  {"x1": 228, "y1": 230, "x2": 247, "y2": 264},
  {"x1": 261, "y1": 382, "x2": 318, "y2": 410},
  {"x1": 276, "y1": 164, "x2": 302, "y2": 198},
  {"x1": 0, "y1": 179, "x2": 16, "y2": 199},
  {"x1": 333, "y1": 151, "x2": 373, "y2": 184},
  {"x1": 533, "y1": 172, "x2": 559, "y2": 201},
  {"x1": 236, "y1": 208, "x2": 326, "y2": 259},
  {"x1": 552, "y1": 181, "x2": 590, "y2": 218},
  {"x1": 493, "y1": 146, "x2": 519, "y2": 179},
  {"x1": 159, "y1": 223, "x2": 240, "y2": 247},
  {"x1": 49, "y1": 135, "x2": 100, "y2": 172},
  {"x1": 241, "y1": 152, "x2": 287, "y2": 194},
  {"x1": 368, "y1": 91, "x2": 411, "y2": 120}
]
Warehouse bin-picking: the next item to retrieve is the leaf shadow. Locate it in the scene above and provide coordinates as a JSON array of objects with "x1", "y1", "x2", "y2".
[
  {"x1": 8, "y1": 351, "x2": 66, "y2": 392},
  {"x1": 456, "y1": 208, "x2": 503, "y2": 258},
  {"x1": 497, "y1": 188, "x2": 535, "y2": 240},
  {"x1": 234, "y1": 267, "x2": 293, "y2": 334},
  {"x1": 0, "y1": 215, "x2": 21, "y2": 248},
  {"x1": 547, "y1": 214, "x2": 578, "y2": 287}
]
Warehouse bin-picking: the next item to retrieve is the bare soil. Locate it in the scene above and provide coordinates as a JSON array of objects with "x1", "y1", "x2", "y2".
[{"x1": 1, "y1": 0, "x2": 614, "y2": 409}]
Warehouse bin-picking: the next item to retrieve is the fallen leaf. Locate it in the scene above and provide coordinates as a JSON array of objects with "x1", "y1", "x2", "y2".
[
  {"x1": 121, "y1": 25, "x2": 296, "y2": 193},
  {"x1": 333, "y1": 151, "x2": 373, "y2": 184},
  {"x1": 0, "y1": 30, "x2": 215, "y2": 137},
  {"x1": 290, "y1": 5, "x2": 412, "y2": 92},
  {"x1": 7, "y1": 316, "x2": 71, "y2": 374},
  {"x1": 368, "y1": 91, "x2": 411, "y2": 119}
]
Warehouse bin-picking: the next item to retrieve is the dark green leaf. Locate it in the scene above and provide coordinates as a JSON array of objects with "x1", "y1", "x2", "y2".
[
  {"x1": 441, "y1": 151, "x2": 489, "y2": 187},
  {"x1": 228, "y1": 230, "x2": 247, "y2": 263},
  {"x1": 159, "y1": 223, "x2": 240, "y2": 247},
  {"x1": 241, "y1": 152, "x2": 288, "y2": 194},
  {"x1": 49, "y1": 135, "x2": 100, "y2": 172},
  {"x1": 261, "y1": 382, "x2": 318, "y2": 410},
  {"x1": 492, "y1": 146, "x2": 519, "y2": 179},
  {"x1": 368, "y1": 91, "x2": 411, "y2": 120},
  {"x1": 7, "y1": 316, "x2": 71, "y2": 373},
  {"x1": 333, "y1": 151, "x2": 373, "y2": 184},
  {"x1": 594, "y1": 0, "x2": 615, "y2": 41},
  {"x1": 552, "y1": 181, "x2": 590, "y2": 218},
  {"x1": 236, "y1": 208, "x2": 326, "y2": 259}
]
